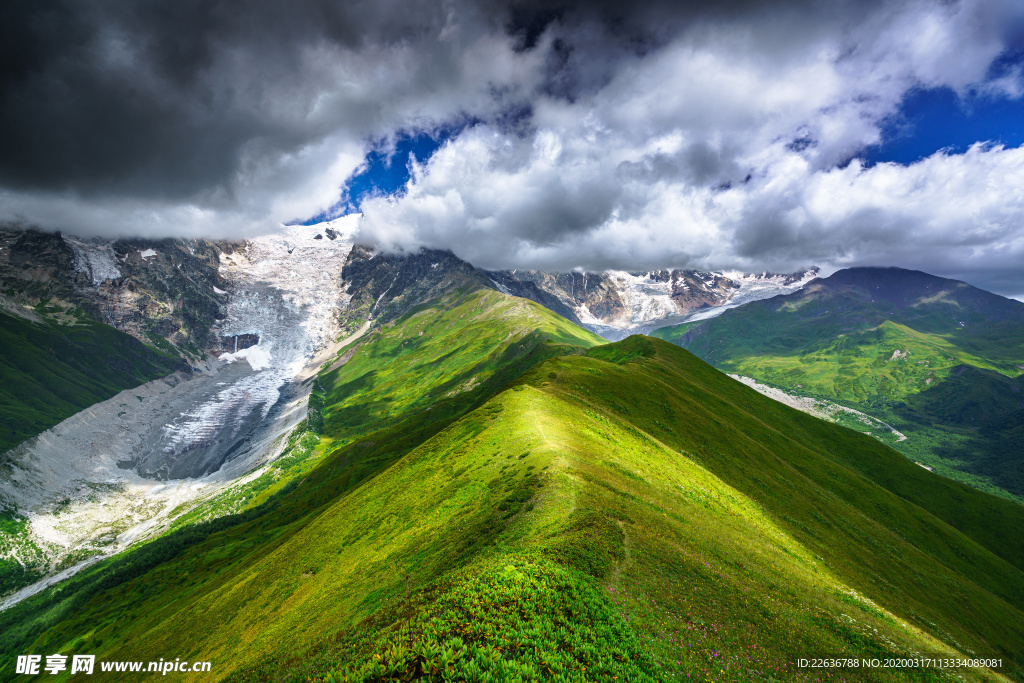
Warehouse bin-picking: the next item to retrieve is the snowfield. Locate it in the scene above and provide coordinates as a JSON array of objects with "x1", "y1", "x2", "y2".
[{"x1": 685, "y1": 269, "x2": 822, "y2": 323}]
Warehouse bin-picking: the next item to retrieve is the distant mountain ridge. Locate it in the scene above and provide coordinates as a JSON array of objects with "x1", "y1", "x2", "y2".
[
  {"x1": 653, "y1": 266, "x2": 1024, "y2": 500},
  {"x1": 487, "y1": 266, "x2": 820, "y2": 339},
  {"x1": 332, "y1": 242, "x2": 818, "y2": 340}
]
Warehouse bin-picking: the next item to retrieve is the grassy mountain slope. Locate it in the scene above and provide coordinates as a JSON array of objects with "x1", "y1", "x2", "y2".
[
  {"x1": 1, "y1": 292, "x2": 1022, "y2": 682},
  {"x1": 652, "y1": 267, "x2": 1024, "y2": 501},
  {"x1": 0, "y1": 310, "x2": 184, "y2": 454},
  {"x1": 164, "y1": 284, "x2": 607, "y2": 527}
]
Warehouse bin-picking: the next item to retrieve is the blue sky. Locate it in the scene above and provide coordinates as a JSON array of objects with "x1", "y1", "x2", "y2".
[
  {"x1": 336, "y1": 79, "x2": 1024, "y2": 203},
  {"x1": 304, "y1": 130, "x2": 456, "y2": 224},
  {"x1": 866, "y1": 85, "x2": 1024, "y2": 166}
]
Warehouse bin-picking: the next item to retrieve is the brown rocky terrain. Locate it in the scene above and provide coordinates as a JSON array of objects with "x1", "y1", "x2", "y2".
[{"x1": 0, "y1": 228, "x2": 240, "y2": 362}]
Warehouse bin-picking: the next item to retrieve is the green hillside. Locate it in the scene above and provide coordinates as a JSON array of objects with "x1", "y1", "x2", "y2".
[
  {"x1": 0, "y1": 309, "x2": 184, "y2": 454},
  {"x1": 1, "y1": 288, "x2": 1022, "y2": 682},
  {"x1": 653, "y1": 267, "x2": 1024, "y2": 502}
]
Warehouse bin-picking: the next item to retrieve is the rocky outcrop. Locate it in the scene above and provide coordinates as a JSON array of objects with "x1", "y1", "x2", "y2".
[
  {"x1": 667, "y1": 270, "x2": 739, "y2": 313},
  {"x1": 339, "y1": 246, "x2": 493, "y2": 331},
  {"x1": 0, "y1": 227, "x2": 237, "y2": 362},
  {"x1": 486, "y1": 271, "x2": 623, "y2": 324},
  {"x1": 79, "y1": 237, "x2": 233, "y2": 360}
]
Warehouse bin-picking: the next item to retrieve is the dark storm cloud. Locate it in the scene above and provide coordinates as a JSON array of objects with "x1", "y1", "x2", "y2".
[
  {"x1": 3, "y1": 0, "x2": 1024, "y2": 299},
  {"x1": 0, "y1": 0, "x2": 468, "y2": 197},
  {"x1": 0, "y1": 0, "x2": 556, "y2": 235},
  {"x1": 0, "y1": 0, "x2": 880, "y2": 198}
]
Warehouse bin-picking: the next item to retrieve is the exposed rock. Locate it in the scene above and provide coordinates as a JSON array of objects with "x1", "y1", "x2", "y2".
[
  {"x1": 339, "y1": 246, "x2": 492, "y2": 332},
  {"x1": 0, "y1": 226, "x2": 238, "y2": 362},
  {"x1": 220, "y1": 333, "x2": 261, "y2": 354}
]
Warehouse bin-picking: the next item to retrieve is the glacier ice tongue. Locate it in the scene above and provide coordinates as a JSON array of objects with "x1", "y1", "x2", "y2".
[{"x1": 0, "y1": 217, "x2": 359, "y2": 607}]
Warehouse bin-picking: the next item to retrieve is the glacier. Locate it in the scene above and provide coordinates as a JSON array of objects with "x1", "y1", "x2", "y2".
[{"x1": 0, "y1": 217, "x2": 359, "y2": 607}]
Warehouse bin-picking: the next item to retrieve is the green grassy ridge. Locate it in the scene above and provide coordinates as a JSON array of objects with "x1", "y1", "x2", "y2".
[
  {"x1": 575, "y1": 336, "x2": 1024, "y2": 577},
  {"x1": 318, "y1": 287, "x2": 604, "y2": 443},
  {"x1": 0, "y1": 288, "x2": 606, "y2": 680},
  {"x1": 2, "y1": 297, "x2": 1020, "y2": 682},
  {"x1": 20, "y1": 346, "x2": 995, "y2": 681},
  {"x1": 652, "y1": 271, "x2": 1024, "y2": 500},
  {"x1": 225, "y1": 338, "x2": 1019, "y2": 681},
  {"x1": 0, "y1": 310, "x2": 184, "y2": 454}
]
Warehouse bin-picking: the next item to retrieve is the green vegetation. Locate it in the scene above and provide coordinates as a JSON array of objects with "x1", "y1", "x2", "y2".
[
  {"x1": 314, "y1": 560, "x2": 659, "y2": 682},
  {"x1": 0, "y1": 310, "x2": 182, "y2": 453},
  {"x1": 0, "y1": 507, "x2": 42, "y2": 596},
  {"x1": 1, "y1": 286, "x2": 1021, "y2": 683},
  {"x1": 653, "y1": 267, "x2": 1024, "y2": 501}
]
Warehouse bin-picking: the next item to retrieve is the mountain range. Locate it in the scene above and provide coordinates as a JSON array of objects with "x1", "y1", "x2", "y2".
[
  {"x1": 0, "y1": 225, "x2": 1021, "y2": 681},
  {"x1": 653, "y1": 267, "x2": 1024, "y2": 503}
]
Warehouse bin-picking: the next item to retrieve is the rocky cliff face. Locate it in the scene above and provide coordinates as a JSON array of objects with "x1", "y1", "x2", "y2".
[
  {"x1": 339, "y1": 245, "x2": 493, "y2": 332},
  {"x1": 78, "y1": 237, "x2": 231, "y2": 360},
  {"x1": 0, "y1": 230, "x2": 85, "y2": 323},
  {"x1": 0, "y1": 228, "x2": 234, "y2": 361}
]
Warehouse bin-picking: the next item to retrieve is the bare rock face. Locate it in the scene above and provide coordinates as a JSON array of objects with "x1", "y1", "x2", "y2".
[
  {"x1": 339, "y1": 245, "x2": 493, "y2": 331},
  {"x1": 79, "y1": 237, "x2": 233, "y2": 361},
  {"x1": 0, "y1": 230, "x2": 84, "y2": 320},
  {"x1": 498, "y1": 271, "x2": 628, "y2": 322},
  {"x1": 220, "y1": 334, "x2": 261, "y2": 354},
  {"x1": 0, "y1": 227, "x2": 236, "y2": 362}
]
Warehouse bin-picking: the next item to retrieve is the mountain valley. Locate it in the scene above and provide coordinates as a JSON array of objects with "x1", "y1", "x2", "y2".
[
  {"x1": 653, "y1": 267, "x2": 1024, "y2": 503},
  {"x1": 0, "y1": 231, "x2": 1021, "y2": 682}
]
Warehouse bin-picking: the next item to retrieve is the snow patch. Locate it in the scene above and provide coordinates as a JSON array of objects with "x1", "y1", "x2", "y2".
[
  {"x1": 139, "y1": 248, "x2": 157, "y2": 260},
  {"x1": 684, "y1": 269, "x2": 820, "y2": 324},
  {"x1": 562, "y1": 267, "x2": 818, "y2": 339},
  {"x1": 489, "y1": 278, "x2": 512, "y2": 296},
  {"x1": 219, "y1": 345, "x2": 272, "y2": 371}
]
